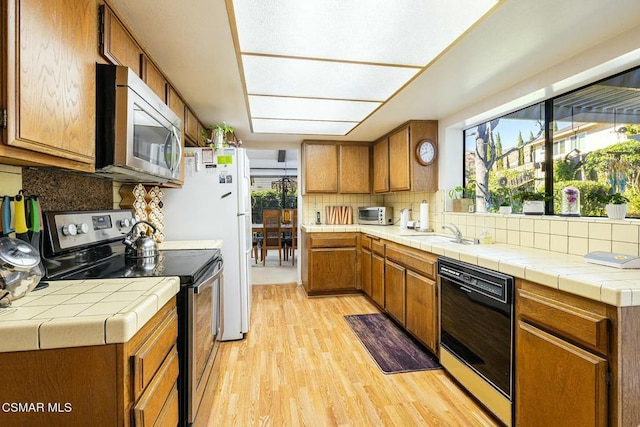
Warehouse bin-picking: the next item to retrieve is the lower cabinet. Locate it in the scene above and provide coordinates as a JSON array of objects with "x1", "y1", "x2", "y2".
[
  {"x1": 515, "y1": 279, "x2": 611, "y2": 427},
  {"x1": 384, "y1": 259, "x2": 406, "y2": 325},
  {"x1": 0, "y1": 298, "x2": 178, "y2": 426},
  {"x1": 371, "y1": 253, "x2": 385, "y2": 308},
  {"x1": 360, "y1": 247, "x2": 372, "y2": 297},
  {"x1": 302, "y1": 232, "x2": 358, "y2": 295},
  {"x1": 405, "y1": 271, "x2": 437, "y2": 354}
]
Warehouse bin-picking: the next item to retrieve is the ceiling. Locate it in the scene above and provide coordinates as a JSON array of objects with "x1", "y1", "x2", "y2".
[{"x1": 108, "y1": 0, "x2": 640, "y2": 148}]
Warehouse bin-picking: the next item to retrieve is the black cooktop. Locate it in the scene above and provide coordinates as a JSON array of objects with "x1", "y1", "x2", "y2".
[{"x1": 44, "y1": 242, "x2": 220, "y2": 286}]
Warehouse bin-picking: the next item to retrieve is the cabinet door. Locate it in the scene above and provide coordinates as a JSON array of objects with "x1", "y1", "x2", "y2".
[
  {"x1": 100, "y1": 5, "x2": 142, "y2": 75},
  {"x1": 385, "y1": 259, "x2": 406, "y2": 325},
  {"x1": 304, "y1": 144, "x2": 338, "y2": 193},
  {"x1": 389, "y1": 126, "x2": 411, "y2": 191},
  {"x1": 373, "y1": 138, "x2": 389, "y2": 193},
  {"x1": 516, "y1": 321, "x2": 608, "y2": 427},
  {"x1": 309, "y1": 247, "x2": 356, "y2": 291},
  {"x1": 141, "y1": 55, "x2": 167, "y2": 102},
  {"x1": 405, "y1": 271, "x2": 437, "y2": 353},
  {"x1": 340, "y1": 145, "x2": 370, "y2": 193},
  {"x1": 371, "y1": 253, "x2": 385, "y2": 307},
  {"x1": 360, "y1": 247, "x2": 372, "y2": 297},
  {"x1": 6, "y1": 0, "x2": 96, "y2": 167},
  {"x1": 184, "y1": 107, "x2": 200, "y2": 146}
]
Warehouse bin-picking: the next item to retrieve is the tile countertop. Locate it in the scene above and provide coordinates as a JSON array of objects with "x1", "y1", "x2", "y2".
[
  {"x1": 0, "y1": 240, "x2": 223, "y2": 353},
  {"x1": 301, "y1": 224, "x2": 640, "y2": 308}
]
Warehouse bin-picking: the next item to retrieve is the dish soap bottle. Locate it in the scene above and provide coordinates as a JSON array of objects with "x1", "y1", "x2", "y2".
[{"x1": 479, "y1": 226, "x2": 493, "y2": 244}]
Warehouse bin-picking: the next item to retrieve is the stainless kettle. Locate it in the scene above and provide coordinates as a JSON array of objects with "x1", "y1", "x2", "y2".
[{"x1": 123, "y1": 221, "x2": 158, "y2": 259}]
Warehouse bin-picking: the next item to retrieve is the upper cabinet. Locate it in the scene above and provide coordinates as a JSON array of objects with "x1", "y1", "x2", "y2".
[
  {"x1": 141, "y1": 55, "x2": 167, "y2": 102},
  {"x1": 99, "y1": 4, "x2": 142, "y2": 75},
  {"x1": 339, "y1": 145, "x2": 370, "y2": 193},
  {"x1": 0, "y1": 0, "x2": 97, "y2": 172},
  {"x1": 303, "y1": 142, "x2": 371, "y2": 194},
  {"x1": 373, "y1": 120, "x2": 438, "y2": 193},
  {"x1": 184, "y1": 107, "x2": 206, "y2": 147},
  {"x1": 373, "y1": 137, "x2": 389, "y2": 193}
]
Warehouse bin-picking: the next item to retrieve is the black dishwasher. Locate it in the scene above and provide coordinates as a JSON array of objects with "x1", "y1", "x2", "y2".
[{"x1": 438, "y1": 256, "x2": 514, "y2": 426}]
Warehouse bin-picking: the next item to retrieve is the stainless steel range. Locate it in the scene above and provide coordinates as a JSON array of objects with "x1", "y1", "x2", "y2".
[{"x1": 41, "y1": 209, "x2": 222, "y2": 427}]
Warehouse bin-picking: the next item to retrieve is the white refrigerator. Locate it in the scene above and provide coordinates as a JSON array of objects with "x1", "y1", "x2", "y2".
[{"x1": 163, "y1": 147, "x2": 251, "y2": 341}]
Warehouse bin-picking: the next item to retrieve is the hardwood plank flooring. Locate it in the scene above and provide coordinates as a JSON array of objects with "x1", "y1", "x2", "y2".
[{"x1": 207, "y1": 284, "x2": 499, "y2": 426}]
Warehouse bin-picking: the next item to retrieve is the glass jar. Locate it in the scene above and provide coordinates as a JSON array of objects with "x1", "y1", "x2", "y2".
[{"x1": 560, "y1": 186, "x2": 580, "y2": 216}]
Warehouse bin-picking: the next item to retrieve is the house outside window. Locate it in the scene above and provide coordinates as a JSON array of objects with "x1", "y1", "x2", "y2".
[{"x1": 464, "y1": 65, "x2": 640, "y2": 217}]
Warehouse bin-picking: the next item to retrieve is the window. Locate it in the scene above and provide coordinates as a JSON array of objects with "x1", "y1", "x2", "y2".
[
  {"x1": 464, "y1": 102, "x2": 545, "y2": 214},
  {"x1": 464, "y1": 65, "x2": 640, "y2": 217}
]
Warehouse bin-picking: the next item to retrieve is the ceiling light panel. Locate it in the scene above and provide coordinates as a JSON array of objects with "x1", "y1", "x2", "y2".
[
  {"x1": 252, "y1": 119, "x2": 357, "y2": 135},
  {"x1": 242, "y1": 55, "x2": 420, "y2": 101},
  {"x1": 233, "y1": 0, "x2": 499, "y2": 66},
  {"x1": 248, "y1": 95, "x2": 381, "y2": 122}
]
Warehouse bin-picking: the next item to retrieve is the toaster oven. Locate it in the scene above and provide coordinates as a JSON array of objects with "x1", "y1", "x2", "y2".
[{"x1": 358, "y1": 207, "x2": 393, "y2": 225}]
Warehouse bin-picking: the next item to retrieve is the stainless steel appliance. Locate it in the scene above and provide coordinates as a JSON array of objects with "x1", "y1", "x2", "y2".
[
  {"x1": 357, "y1": 206, "x2": 393, "y2": 225},
  {"x1": 437, "y1": 256, "x2": 514, "y2": 426},
  {"x1": 95, "y1": 64, "x2": 182, "y2": 183},
  {"x1": 41, "y1": 209, "x2": 221, "y2": 427}
]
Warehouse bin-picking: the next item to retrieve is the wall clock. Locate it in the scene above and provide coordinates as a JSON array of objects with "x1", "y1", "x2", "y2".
[{"x1": 416, "y1": 139, "x2": 437, "y2": 166}]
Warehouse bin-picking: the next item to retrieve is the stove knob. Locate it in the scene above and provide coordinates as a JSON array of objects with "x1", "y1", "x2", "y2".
[
  {"x1": 119, "y1": 218, "x2": 131, "y2": 228},
  {"x1": 76, "y1": 223, "x2": 89, "y2": 234},
  {"x1": 62, "y1": 224, "x2": 78, "y2": 236}
]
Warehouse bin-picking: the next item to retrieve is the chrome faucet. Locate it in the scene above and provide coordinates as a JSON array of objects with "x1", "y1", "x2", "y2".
[{"x1": 442, "y1": 224, "x2": 463, "y2": 243}]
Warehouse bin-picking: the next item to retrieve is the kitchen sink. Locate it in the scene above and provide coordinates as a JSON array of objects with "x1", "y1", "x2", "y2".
[{"x1": 404, "y1": 234, "x2": 479, "y2": 245}]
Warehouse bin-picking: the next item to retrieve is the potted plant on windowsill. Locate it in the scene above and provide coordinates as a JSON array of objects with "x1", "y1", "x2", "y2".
[
  {"x1": 498, "y1": 201, "x2": 512, "y2": 215},
  {"x1": 512, "y1": 190, "x2": 552, "y2": 215},
  {"x1": 588, "y1": 191, "x2": 629, "y2": 219}
]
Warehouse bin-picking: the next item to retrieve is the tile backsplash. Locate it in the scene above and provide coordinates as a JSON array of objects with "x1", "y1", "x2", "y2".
[{"x1": 302, "y1": 189, "x2": 640, "y2": 257}]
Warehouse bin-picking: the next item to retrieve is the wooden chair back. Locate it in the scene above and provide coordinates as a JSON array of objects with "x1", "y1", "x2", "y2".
[{"x1": 262, "y1": 209, "x2": 282, "y2": 265}]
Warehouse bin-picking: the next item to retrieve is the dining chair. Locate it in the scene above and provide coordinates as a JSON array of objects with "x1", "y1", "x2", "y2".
[
  {"x1": 281, "y1": 208, "x2": 298, "y2": 266},
  {"x1": 252, "y1": 231, "x2": 262, "y2": 264},
  {"x1": 262, "y1": 209, "x2": 282, "y2": 266}
]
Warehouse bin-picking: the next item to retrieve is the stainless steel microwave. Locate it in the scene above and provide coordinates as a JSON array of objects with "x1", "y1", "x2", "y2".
[
  {"x1": 358, "y1": 207, "x2": 393, "y2": 225},
  {"x1": 95, "y1": 64, "x2": 182, "y2": 183}
]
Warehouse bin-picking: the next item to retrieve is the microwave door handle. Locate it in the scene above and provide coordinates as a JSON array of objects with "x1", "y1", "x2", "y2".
[{"x1": 171, "y1": 125, "x2": 182, "y2": 172}]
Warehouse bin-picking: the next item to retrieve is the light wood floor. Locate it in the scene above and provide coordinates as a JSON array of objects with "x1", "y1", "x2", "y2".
[{"x1": 207, "y1": 284, "x2": 499, "y2": 426}]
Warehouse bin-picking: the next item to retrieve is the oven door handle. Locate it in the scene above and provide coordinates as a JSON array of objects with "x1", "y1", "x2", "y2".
[{"x1": 194, "y1": 259, "x2": 224, "y2": 294}]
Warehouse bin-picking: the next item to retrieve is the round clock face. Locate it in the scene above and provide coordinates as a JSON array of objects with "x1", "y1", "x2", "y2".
[{"x1": 416, "y1": 140, "x2": 436, "y2": 166}]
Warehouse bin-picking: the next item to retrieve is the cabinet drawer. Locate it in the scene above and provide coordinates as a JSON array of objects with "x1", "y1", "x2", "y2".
[
  {"x1": 360, "y1": 234, "x2": 371, "y2": 250},
  {"x1": 385, "y1": 245, "x2": 435, "y2": 279},
  {"x1": 133, "y1": 347, "x2": 179, "y2": 426},
  {"x1": 310, "y1": 233, "x2": 357, "y2": 248},
  {"x1": 154, "y1": 386, "x2": 179, "y2": 427},
  {"x1": 518, "y1": 288, "x2": 609, "y2": 355},
  {"x1": 371, "y1": 239, "x2": 385, "y2": 256},
  {"x1": 132, "y1": 309, "x2": 178, "y2": 399}
]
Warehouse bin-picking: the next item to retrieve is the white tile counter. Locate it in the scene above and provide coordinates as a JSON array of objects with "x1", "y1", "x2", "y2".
[
  {"x1": 302, "y1": 224, "x2": 640, "y2": 307},
  {"x1": 0, "y1": 277, "x2": 180, "y2": 352}
]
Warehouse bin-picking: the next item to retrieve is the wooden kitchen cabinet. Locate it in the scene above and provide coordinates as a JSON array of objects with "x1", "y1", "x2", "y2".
[
  {"x1": 302, "y1": 232, "x2": 358, "y2": 295},
  {"x1": 303, "y1": 143, "x2": 339, "y2": 193},
  {"x1": 303, "y1": 142, "x2": 371, "y2": 194},
  {"x1": 339, "y1": 145, "x2": 370, "y2": 193},
  {"x1": 360, "y1": 235, "x2": 373, "y2": 298},
  {"x1": 389, "y1": 127, "x2": 411, "y2": 191},
  {"x1": 0, "y1": 298, "x2": 178, "y2": 427},
  {"x1": 184, "y1": 106, "x2": 202, "y2": 146},
  {"x1": 405, "y1": 271, "x2": 437, "y2": 353},
  {"x1": 141, "y1": 54, "x2": 168, "y2": 102},
  {"x1": 515, "y1": 279, "x2": 613, "y2": 426},
  {"x1": 0, "y1": 0, "x2": 96, "y2": 171},
  {"x1": 100, "y1": 4, "x2": 143, "y2": 76},
  {"x1": 373, "y1": 137, "x2": 389, "y2": 193},
  {"x1": 372, "y1": 120, "x2": 438, "y2": 193},
  {"x1": 371, "y1": 243, "x2": 385, "y2": 308},
  {"x1": 384, "y1": 259, "x2": 406, "y2": 325}
]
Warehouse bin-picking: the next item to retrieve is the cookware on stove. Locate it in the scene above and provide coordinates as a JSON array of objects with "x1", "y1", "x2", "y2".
[
  {"x1": 123, "y1": 220, "x2": 159, "y2": 259},
  {"x1": 0, "y1": 236, "x2": 44, "y2": 307}
]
